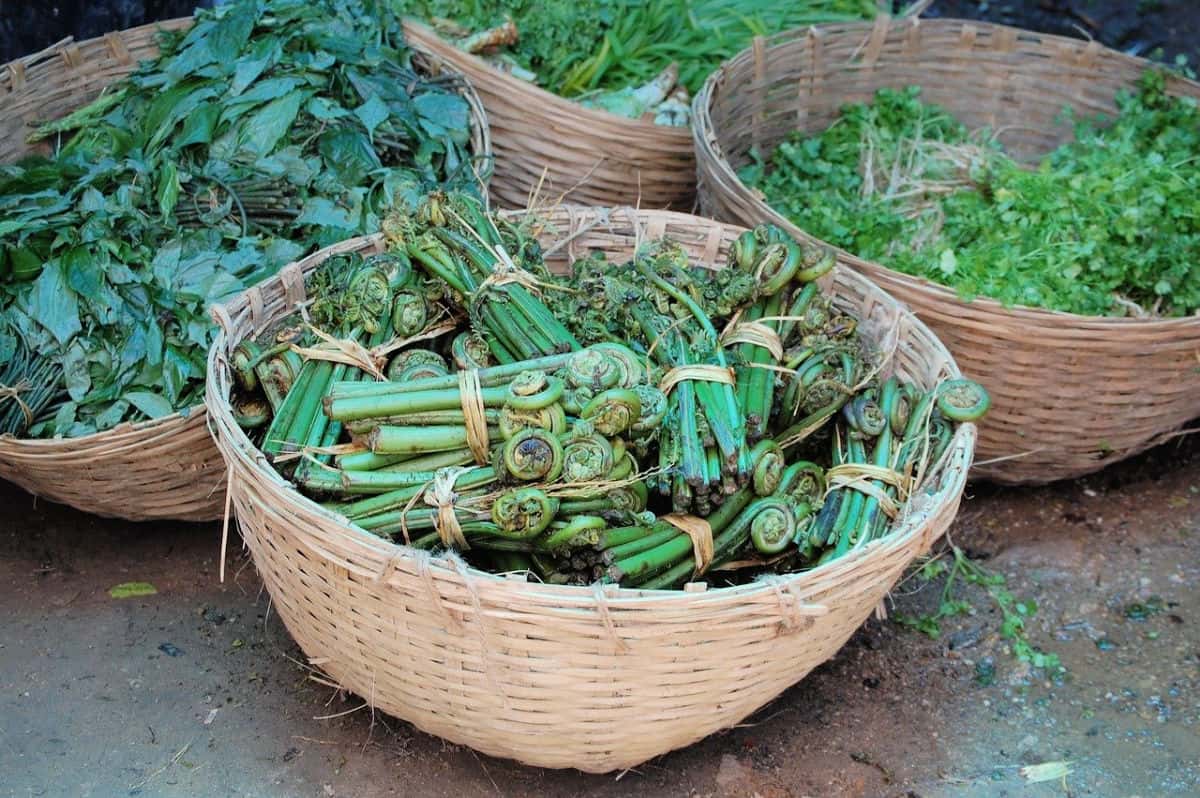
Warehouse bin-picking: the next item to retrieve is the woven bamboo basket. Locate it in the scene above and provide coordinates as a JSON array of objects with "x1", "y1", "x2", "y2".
[
  {"x1": 402, "y1": 21, "x2": 695, "y2": 211},
  {"x1": 693, "y1": 17, "x2": 1200, "y2": 484},
  {"x1": 205, "y1": 206, "x2": 976, "y2": 771},
  {"x1": 0, "y1": 18, "x2": 491, "y2": 521}
]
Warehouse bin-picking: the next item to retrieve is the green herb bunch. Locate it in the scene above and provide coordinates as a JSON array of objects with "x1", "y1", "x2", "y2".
[
  {"x1": 742, "y1": 72, "x2": 1200, "y2": 317},
  {"x1": 0, "y1": 0, "x2": 481, "y2": 438},
  {"x1": 400, "y1": 0, "x2": 877, "y2": 97}
]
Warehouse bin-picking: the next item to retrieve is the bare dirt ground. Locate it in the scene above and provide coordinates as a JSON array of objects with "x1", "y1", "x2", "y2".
[
  {"x1": 3, "y1": 2, "x2": 1199, "y2": 797},
  {"x1": 2, "y1": 432, "x2": 1198, "y2": 798}
]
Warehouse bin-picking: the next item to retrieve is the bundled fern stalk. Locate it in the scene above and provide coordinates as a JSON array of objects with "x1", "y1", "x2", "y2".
[{"x1": 233, "y1": 191, "x2": 988, "y2": 588}]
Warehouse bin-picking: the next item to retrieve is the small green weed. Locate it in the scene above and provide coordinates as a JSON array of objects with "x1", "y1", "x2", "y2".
[{"x1": 895, "y1": 544, "x2": 1063, "y2": 671}]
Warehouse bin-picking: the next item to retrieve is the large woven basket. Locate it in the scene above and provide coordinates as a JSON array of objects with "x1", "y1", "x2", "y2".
[
  {"x1": 0, "y1": 18, "x2": 491, "y2": 521},
  {"x1": 403, "y1": 21, "x2": 695, "y2": 210},
  {"x1": 205, "y1": 206, "x2": 976, "y2": 772},
  {"x1": 693, "y1": 17, "x2": 1200, "y2": 484}
]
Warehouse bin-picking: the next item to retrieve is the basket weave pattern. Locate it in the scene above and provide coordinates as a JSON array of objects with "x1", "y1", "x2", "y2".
[
  {"x1": 0, "y1": 18, "x2": 491, "y2": 520},
  {"x1": 403, "y1": 22, "x2": 695, "y2": 211},
  {"x1": 693, "y1": 17, "x2": 1200, "y2": 484},
  {"x1": 206, "y1": 207, "x2": 975, "y2": 771}
]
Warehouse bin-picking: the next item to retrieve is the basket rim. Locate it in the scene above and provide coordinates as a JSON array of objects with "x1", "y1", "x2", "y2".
[
  {"x1": 692, "y1": 15, "x2": 1200, "y2": 331},
  {"x1": 0, "y1": 405, "x2": 204, "y2": 454},
  {"x1": 0, "y1": 17, "x2": 193, "y2": 83},
  {"x1": 401, "y1": 19, "x2": 693, "y2": 141},
  {"x1": 0, "y1": 11, "x2": 492, "y2": 456},
  {"x1": 205, "y1": 207, "x2": 977, "y2": 606}
]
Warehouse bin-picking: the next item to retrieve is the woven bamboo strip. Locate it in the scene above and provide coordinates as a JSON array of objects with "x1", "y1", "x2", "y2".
[
  {"x1": 0, "y1": 17, "x2": 491, "y2": 520},
  {"x1": 205, "y1": 207, "x2": 975, "y2": 771},
  {"x1": 693, "y1": 17, "x2": 1200, "y2": 484}
]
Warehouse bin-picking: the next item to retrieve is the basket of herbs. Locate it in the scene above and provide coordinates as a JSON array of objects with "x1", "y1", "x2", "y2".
[
  {"x1": 205, "y1": 194, "x2": 978, "y2": 771},
  {"x1": 695, "y1": 17, "x2": 1200, "y2": 483},
  {"x1": 396, "y1": 0, "x2": 884, "y2": 209},
  {"x1": 0, "y1": 0, "x2": 490, "y2": 520}
]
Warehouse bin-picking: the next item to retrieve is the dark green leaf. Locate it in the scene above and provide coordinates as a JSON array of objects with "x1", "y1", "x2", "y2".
[
  {"x1": 161, "y1": 345, "x2": 195, "y2": 407},
  {"x1": 308, "y1": 96, "x2": 349, "y2": 122},
  {"x1": 318, "y1": 127, "x2": 380, "y2": 185},
  {"x1": 413, "y1": 92, "x2": 469, "y2": 143},
  {"x1": 176, "y1": 104, "x2": 221, "y2": 148},
  {"x1": 126, "y1": 391, "x2": 176, "y2": 420},
  {"x1": 62, "y1": 341, "x2": 91, "y2": 401},
  {"x1": 94, "y1": 399, "x2": 130, "y2": 431},
  {"x1": 296, "y1": 197, "x2": 356, "y2": 229},
  {"x1": 239, "y1": 91, "x2": 307, "y2": 157},
  {"x1": 23, "y1": 258, "x2": 81, "y2": 345},
  {"x1": 231, "y1": 37, "x2": 282, "y2": 96},
  {"x1": 164, "y1": 39, "x2": 219, "y2": 85},
  {"x1": 354, "y1": 95, "x2": 390, "y2": 138},
  {"x1": 51, "y1": 401, "x2": 78, "y2": 435},
  {"x1": 119, "y1": 323, "x2": 149, "y2": 377},
  {"x1": 224, "y1": 77, "x2": 302, "y2": 110},
  {"x1": 207, "y1": 3, "x2": 258, "y2": 63},
  {"x1": 157, "y1": 162, "x2": 181, "y2": 221},
  {"x1": 63, "y1": 247, "x2": 103, "y2": 298}
]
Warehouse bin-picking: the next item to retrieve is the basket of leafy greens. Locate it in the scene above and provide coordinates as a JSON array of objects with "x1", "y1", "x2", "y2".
[
  {"x1": 695, "y1": 17, "x2": 1200, "y2": 484},
  {"x1": 394, "y1": 0, "x2": 883, "y2": 210},
  {"x1": 0, "y1": 0, "x2": 490, "y2": 520}
]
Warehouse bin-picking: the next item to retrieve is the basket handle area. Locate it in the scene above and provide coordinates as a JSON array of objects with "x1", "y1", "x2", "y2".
[{"x1": 210, "y1": 302, "x2": 234, "y2": 342}]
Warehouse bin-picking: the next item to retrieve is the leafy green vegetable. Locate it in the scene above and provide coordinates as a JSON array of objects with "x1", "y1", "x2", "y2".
[
  {"x1": 0, "y1": 0, "x2": 482, "y2": 438},
  {"x1": 400, "y1": 0, "x2": 876, "y2": 97},
  {"x1": 742, "y1": 72, "x2": 1200, "y2": 317}
]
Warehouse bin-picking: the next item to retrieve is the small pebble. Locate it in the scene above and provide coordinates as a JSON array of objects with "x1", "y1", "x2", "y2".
[{"x1": 158, "y1": 643, "x2": 183, "y2": 657}]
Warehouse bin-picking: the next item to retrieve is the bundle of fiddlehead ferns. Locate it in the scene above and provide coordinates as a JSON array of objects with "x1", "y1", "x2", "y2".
[{"x1": 232, "y1": 192, "x2": 987, "y2": 588}]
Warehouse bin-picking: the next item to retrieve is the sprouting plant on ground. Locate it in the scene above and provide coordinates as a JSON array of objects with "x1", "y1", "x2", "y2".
[{"x1": 894, "y1": 542, "x2": 1063, "y2": 672}]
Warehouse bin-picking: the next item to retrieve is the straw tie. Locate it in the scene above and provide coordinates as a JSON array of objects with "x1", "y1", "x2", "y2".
[
  {"x1": 659, "y1": 365, "x2": 735, "y2": 396},
  {"x1": 457, "y1": 369, "x2": 490, "y2": 465},
  {"x1": 291, "y1": 324, "x2": 386, "y2": 381},
  {"x1": 720, "y1": 320, "x2": 783, "y2": 361},
  {"x1": 824, "y1": 463, "x2": 911, "y2": 519},
  {"x1": 0, "y1": 380, "x2": 34, "y2": 430},
  {"x1": 475, "y1": 244, "x2": 543, "y2": 294},
  {"x1": 423, "y1": 466, "x2": 473, "y2": 550},
  {"x1": 661, "y1": 513, "x2": 714, "y2": 575}
]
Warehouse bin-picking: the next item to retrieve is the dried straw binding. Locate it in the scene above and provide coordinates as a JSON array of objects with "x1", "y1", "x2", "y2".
[
  {"x1": 205, "y1": 206, "x2": 975, "y2": 771},
  {"x1": 403, "y1": 21, "x2": 695, "y2": 211},
  {"x1": 0, "y1": 17, "x2": 491, "y2": 521},
  {"x1": 693, "y1": 17, "x2": 1200, "y2": 484}
]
